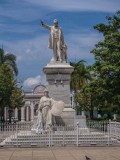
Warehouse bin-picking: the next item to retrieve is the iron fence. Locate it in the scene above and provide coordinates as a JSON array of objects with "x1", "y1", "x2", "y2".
[
  {"x1": 0, "y1": 120, "x2": 120, "y2": 147},
  {"x1": 109, "y1": 121, "x2": 120, "y2": 138}
]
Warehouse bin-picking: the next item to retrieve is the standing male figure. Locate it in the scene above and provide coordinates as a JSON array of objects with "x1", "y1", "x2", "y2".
[{"x1": 40, "y1": 19, "x2": 67, "y2": 62}]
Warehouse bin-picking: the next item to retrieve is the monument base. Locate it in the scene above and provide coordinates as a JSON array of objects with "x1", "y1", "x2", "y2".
[
  {"x1": 43, "y1": 62, "x2": 86, "y2": 126},
  {"x1": 55, "y1": 108, "x2": 75, "y2": 125},
  {"x1": 55, "y1": 108, "x2": 87, "y2": 126}
]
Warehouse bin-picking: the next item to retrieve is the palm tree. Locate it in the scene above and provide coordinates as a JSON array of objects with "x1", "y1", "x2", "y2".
[
  {"x1": 0, "y1": 48, "x2": 18, "y2": 76},
  {"x1": 0, "y1": 48, "x2": 18, "y2": 122},
  {"x1": 70, "y1": 60, "x2": 91, "y2": 108}
]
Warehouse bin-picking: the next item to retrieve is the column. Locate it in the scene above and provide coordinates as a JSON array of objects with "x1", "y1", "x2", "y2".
[
  {"x1": 15, "y1": 108, "x2": 18, "y2": 120},
  {"x1": 113, "y1": 114, "x2": 117, "y2": 120},
  {"x1": 81, "y1": 110, "x2": 85, "y2": 116},
  {"x1": 4, "y1": 107, "x2": 7, "y2": 121},
  {"x1": 21, "y1": 107, "x2": 25, "y2": 122},
  {"x1": 30, "y1": 102, "x2": 34, "y2": 122},
  {"x1": 26, "y1": 106, "x2": 29, "y2": 121}
]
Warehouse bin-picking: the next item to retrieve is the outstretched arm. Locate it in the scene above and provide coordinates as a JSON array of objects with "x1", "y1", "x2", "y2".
[{"x1": 40, "y1": 20, "x2": 51, "y2": 30}]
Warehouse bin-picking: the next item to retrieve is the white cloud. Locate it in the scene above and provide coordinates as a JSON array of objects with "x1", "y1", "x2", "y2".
[
  {"x1": 24, "y1": 0, "x2": 120, "y2": 13},
  {"x1": 23, "y1": 75, "x2": 41, "y2": 88},
  {"x1": 68, "y1": 32, "x2": 101, "y2": 47},
  {"x1": 23, "y1": 75, "x2": 47, "y2": 89},
  {"x1": 0, "y1": 1, "x2": 47, "y2": 21},
  {"x1": 26, "y1": 49, "x2": 31, "y2": 54},
  {"x1": 0, "y1": 0, "x2": 119, "y2": 22},
  {"x1": 0, "y1": 35, "x2": 50, "y2": 62},
  {"x1": 66, "y1": 31, "x2": 103, "y2": 61}
]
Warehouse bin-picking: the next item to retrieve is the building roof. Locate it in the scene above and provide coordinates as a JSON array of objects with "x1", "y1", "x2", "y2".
[
  {"x1": 33, "y1": 84, "x2": 46, "y2": 94},
  {"x1": 24, "y1": 84, "x2": 46, "y2": 101}
]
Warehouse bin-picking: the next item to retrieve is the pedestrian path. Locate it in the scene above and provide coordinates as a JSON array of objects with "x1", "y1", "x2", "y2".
[{"x1": 0, "y1": 147, "x2": 120, "y2": 160}]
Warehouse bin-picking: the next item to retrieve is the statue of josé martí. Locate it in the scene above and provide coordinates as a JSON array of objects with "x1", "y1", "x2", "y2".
[{"x1": 40, "y1": 19, "x2": 67, "y2": 63}]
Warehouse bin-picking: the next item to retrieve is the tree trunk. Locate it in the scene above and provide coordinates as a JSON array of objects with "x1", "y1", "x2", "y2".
[{"x1": 90, "y1": 103, "x2": 94, "y2": 119}]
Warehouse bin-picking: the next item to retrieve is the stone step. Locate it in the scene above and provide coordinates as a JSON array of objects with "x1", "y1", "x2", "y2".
[
  {"x1": 1, "y1": 130, "x2": 120, "y2": 147},
  {"x1": 5, "y1": 137, "x2": 119, "y2": 144},
  {"x1": 11, "y1": 136, "x2": 110, "y2": 141},
  {"x1": 5, "y1": 140, "x2": 119, "y2": 147}
]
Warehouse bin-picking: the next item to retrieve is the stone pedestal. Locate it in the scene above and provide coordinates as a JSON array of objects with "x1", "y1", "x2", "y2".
[{"x1": 43, "y1": 62, "x2": 75, "y2": 125}]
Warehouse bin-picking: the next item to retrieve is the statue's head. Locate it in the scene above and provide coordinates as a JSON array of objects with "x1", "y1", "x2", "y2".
[
  {"x1": 44, "y1": 88, "x2": 49, "y2": 97},
  {"x1": 53, "y1": 19, "x2": 58, "y2": 27}
]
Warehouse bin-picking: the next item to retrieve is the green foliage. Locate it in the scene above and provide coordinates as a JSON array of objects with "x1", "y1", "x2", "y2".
[
  {"x1": 70, "y1": 11, "x2": 120, "y2": 119},
  {"x1": 0, "y1": 64, "x2": 14, "y2": 109},
  {"x1": 0, "y1": 48, "x2": 24, "y2": 120},
  {"x1": 70, "y1": 60, "x2": 91, "y2": 109},
  {"x1": 70, "y1": 60, "x2": 86, "y2": 92},
  {"x1": 0, "y1": 64, "x2": 24, "y2": 111},
  {"x1": 9, "y1": 85, "x2": 25, "y2": 109},
  {"x1": 0, "y1": 48, "x2": 18, "y2": 76},
  {"x1": 90, "y1": 11, "x2": 120, "y2": 116}
]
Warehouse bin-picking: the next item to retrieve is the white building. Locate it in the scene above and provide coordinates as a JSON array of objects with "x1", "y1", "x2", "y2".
[{"x1": 4, "y1": 85, "x2": 46, "y2": 122}]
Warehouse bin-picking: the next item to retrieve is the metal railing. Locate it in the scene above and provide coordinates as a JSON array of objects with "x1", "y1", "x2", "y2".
[
  {"x1": 109, "y1": 121, "x2": 120, "y2": 138},
  {"x1": 0, "y1": 121, "x2": 120, "y2": 147}
]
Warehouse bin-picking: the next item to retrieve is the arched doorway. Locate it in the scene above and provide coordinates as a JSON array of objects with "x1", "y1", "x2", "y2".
[{"x1": 18, "y1": 109, "x2": 21, "y2": 121}]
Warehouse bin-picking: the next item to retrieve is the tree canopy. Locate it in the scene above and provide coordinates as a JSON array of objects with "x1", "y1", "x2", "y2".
[
  {"x1": 0, "y1": 64, "x2": 24, "y2": 111},
  {"x1": 0, "y1": 48, "x2": 24, "y2": 121},
  {"x1": 91, "y1": 11, "x2": 120, "y2": 116},
  {"x1": 0, "y1": 48, "x2": 18, "y2": 76},
  {"x1": 70, "y1": 11, "x2": 120, "y2": 119}
]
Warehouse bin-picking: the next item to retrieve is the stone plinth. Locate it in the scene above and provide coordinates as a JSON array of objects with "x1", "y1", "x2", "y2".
[
  {"x1": 43, "y1": 62, "x2": 75, "y2": 125},
  {"x1": 43, "y1": 62, "x2": 74, "y2": 106}
]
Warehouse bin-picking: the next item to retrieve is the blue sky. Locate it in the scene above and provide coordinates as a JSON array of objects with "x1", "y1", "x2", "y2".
[{"x1": 0, "y1": 0, "x2": 120, "y2": 91}]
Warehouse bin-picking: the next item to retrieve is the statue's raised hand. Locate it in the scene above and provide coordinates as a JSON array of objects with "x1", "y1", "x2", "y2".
[{"x1": 40, "y1": 20, "x2": 44, "y2": 26}]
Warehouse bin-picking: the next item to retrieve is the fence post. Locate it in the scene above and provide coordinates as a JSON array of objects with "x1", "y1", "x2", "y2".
[
  {"x1": 51, "y1": 125, "x2": 53, "y2": 146},
  {"x1": 115, "y1": 122, "x2": 117, "y2": 137},
  {"x1": 16, "y1": 123, "x2": 18, "y2": 147},
  {"x1": 103, "y1": 121, "x2": 105, "y2": 135},
  {"x1": 63, "y1": 126, "x2": 65, "y2": 146},
  {"x1": 108, "y1": 119, "x2": 111, "y2": 146},
  {"x1": 49, "y1": 127, "x2": 51, "y2": 147},
  {"x1": 77, "y1": 122, "x2": 79, "y2": 147}
]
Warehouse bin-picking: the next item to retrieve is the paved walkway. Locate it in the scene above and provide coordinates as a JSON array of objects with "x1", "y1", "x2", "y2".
[{"x1": 0, "y1": 147, "x2": 120, "y2": 160}]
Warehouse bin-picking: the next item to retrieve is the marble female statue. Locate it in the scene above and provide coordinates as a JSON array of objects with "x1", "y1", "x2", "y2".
[
  {"x1": 36, "y1": 89, "x2": 55, "y2": 133},
  {"x1": 35, "y1": 89, "x2": 65, "y2": 133},
  {"x1": 40, "y1": 19, "x2": 67, "y2": 62}
]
